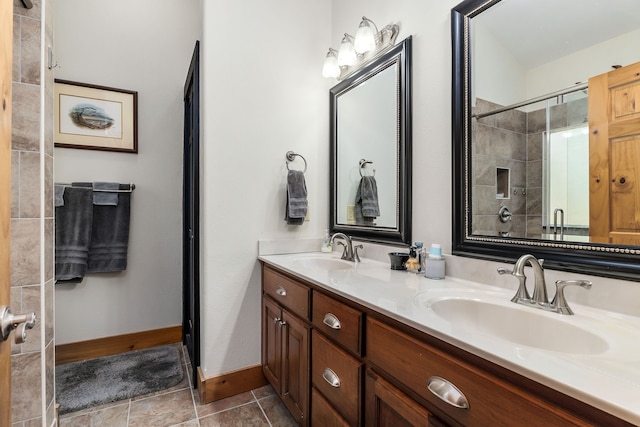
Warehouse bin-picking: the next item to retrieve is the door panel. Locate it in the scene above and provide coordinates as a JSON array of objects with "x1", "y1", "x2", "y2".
[
  {"x1": 183, "y1": 41, "x2": 200, "y2": 385},
  {"x1": 1, "y1": 0, "x2": 13, "y2": 421},
  {"x1": 589, "y1": 61, "x2": 640, "y2": 244}
]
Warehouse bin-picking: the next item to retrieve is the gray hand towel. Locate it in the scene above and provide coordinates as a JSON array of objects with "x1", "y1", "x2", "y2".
[
  {"x1": 355, "y1": 176, "x2": 380, "y2": 225},
  {"x1": 92, "y1": 182, "x2": 120, "y2": 206},
  {"x1": 72, "y1": 182, "x2": 132, "y2": 273},
  {"x1": 284, "y1": 170, "x2": 307, "y2": 225},
  {"x1": 55, "y1": 187, "x2": 94, "y2": 282}
]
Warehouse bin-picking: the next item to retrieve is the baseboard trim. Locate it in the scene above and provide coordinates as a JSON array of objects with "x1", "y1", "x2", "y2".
[
  {"x1": 198, "y1": 365, "x2": 267, "y2": 404},
  {"x1": 55, "y1": 325, "x2": 182, "y2": 365}
]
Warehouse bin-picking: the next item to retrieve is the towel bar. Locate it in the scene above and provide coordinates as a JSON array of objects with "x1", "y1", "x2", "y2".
[
  {"x1": 285, "y1": 151, "x2": 307, "y2": 173},
  {"x1": 55, "y1": 183, "x2": 136, "y2": 193}
]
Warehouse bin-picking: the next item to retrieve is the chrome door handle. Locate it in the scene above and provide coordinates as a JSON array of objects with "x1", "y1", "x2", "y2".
[
  {"x1": 322, "y1": 367, "x2": 341, "y2": 388},
  {"x1": 427, "y1": 376, "x2": 469, "y2": 409},
  {"x1": 275, "y1": 286, "x2": 287, "y2": 297},
  {"x1": 322, "y1": 313, "x2": 342, "y2": 330},
  {"x1": 1, "y1": 306, "x2": 36, "y2": 344}
]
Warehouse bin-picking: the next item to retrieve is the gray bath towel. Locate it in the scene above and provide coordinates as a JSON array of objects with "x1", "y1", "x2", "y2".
[
  {"x1": 355, "y1": 176, "x2": 380, "y2": 225},
  {"x1": 284, "y1": 170, "x2": 307, "y2": 225},
  {"x1": 92, "y1": 182, "x2": 120, "y2": 206},
  {"x1": 74, "y1": 182, "x2": 132, "y2": 273},
  {"x1": 55, "y1": 185, "x2": 66, "y2": 207},
  {"x1": 55, "y1": 186, "x2": 94, "y2": 282}
]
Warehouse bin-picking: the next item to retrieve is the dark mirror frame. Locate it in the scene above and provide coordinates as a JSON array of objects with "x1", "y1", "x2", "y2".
[
  {"x1": 452, "y1": 0, "x2": 640, "y2": 281},
  {"x1": 330, "y1": 37, "x2": 412, "y2": 245}
]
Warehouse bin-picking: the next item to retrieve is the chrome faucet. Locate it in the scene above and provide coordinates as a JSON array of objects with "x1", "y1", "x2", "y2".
[
  {"x1": 330, "y1": 233, "x2": 361, "y2": 262},
  {"x1": 497, "y1": 254, "x2": 591, "y2": 315}
]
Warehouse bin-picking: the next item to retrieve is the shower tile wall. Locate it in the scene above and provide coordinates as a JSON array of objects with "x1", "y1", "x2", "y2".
[
  {"x1": 472, "y1": 97, "x2": 588, "y2": 238},
  {"x1": 10, "y1": 0, "x2": 56, "y2": 425},
  {"x1": 472, "y1": 98, "x2": 528, "y2": 237}
]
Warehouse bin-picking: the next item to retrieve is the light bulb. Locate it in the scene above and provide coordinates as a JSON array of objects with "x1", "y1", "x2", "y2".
[
  {"x1": 337, "y1": 35, "x2": 357, "y2": 67},
  {"x1": 322, "y1": 49, "x2": 340, "y2": 78},
  {"x1": 354, "y1": 19, "x2": 376, "y2": 54}
]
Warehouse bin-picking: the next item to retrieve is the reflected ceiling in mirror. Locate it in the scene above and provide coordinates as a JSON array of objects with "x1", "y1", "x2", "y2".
[
  {"x1": 330, "y1": 37, "x2": 412, "y2": 245},
  {"x1": 452, "y1": 0, "x2": 640, "y2": 279}
]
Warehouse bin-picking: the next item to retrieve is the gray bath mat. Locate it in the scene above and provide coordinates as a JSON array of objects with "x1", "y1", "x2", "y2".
[{"x1": 56, "y1": 345, "x2": 184, "y2": 415}]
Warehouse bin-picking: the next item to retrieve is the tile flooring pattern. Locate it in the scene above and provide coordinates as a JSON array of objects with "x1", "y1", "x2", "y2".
[{"x1": 59, "y1": 344, "x2": 296, "y2": 427}]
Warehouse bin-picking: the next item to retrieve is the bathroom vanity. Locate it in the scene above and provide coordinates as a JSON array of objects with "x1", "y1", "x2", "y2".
[{"x1": 260, "y1": 253, "x2": 639, "y2": 426}]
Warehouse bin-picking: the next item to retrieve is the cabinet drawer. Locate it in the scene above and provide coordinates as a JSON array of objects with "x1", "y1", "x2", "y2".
[
  {"x1": 312, "y1": 330, "x2": 362, "y2": 426},
  {"x1": 367, "y1": 318, "x2": 591, "y2": 427},
  {"x1": 312, "y1": 291, "x2": 363, "y2": 355},
  {"x1": 311, "y1": 387, "x2": 350, "y2": 427},
  {"x1": 263, "y1": 266, "x2": 309, "y2": 320}
]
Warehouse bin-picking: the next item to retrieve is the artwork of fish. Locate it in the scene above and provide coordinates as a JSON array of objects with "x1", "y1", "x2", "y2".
[{"x1": 69, "y1": 104, "x2": 115, "y2": 130}]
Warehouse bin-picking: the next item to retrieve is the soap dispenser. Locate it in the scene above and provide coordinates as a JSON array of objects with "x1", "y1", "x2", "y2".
[{"x1": 321, "y1": 229, "x2": 332, "y2": 253}]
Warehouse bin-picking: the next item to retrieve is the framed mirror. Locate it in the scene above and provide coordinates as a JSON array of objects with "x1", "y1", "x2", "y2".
[
  {"x1": 330, "y1": 37, "x2": 412, "y2": 245},
  {"x1": 452, "y1": 0, "x2": 640, "y2": 279}
]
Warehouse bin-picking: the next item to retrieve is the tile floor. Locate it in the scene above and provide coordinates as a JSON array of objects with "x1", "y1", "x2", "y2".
[{"x1": 59, "y1": 343, "x2": 296, "y2": 427}]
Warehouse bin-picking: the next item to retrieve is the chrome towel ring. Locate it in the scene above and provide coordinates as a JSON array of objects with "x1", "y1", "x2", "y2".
[
  {"x1": 286, "y1": 151, "x2": 307, "y2": 173},
  {"x1": 359, "y1": 159, "x2": 375, "y2": 177}
]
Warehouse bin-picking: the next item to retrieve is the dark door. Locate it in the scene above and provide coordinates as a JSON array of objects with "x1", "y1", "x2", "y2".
[{"x1": 183, "y1": 41, "x2": 200, "y2": 386}]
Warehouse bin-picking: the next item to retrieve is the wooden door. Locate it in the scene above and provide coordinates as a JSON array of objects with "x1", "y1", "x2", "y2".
[
  {"x1": 0, "y1": 0, "x2": 13, "y2": 423},
  {"x1": 589, "y1": 61, "x2": 640, "y2": 244},
  {"x1": 262, "y1": 297, "x2": 282, "y2": 392},
  {"x1": 281, "y1": 310, "x2": 309, "y2": 426}
]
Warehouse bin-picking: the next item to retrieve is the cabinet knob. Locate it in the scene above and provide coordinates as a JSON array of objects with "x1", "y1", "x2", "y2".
[
  {"x1": 275, "y1": 286, "x2": 287, "y2": 297},
  {"x1": 322, "y1": 367, "x2": 341, "y2": 388},
  {"x1": 427, "y1": 376, "x2": 469, "y2": 409},
  {"x1": 274, "y1": 317, "x2": 281, "y2": 324},
  {"x1": 322, "y1": 313, "x2": 342, "y2": 330}
]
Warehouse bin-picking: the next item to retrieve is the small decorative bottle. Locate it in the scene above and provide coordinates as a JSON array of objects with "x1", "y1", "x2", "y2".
[
  {"x1": 414, "y1": 242, "x2": 424, "y2": 273},
  {"x1": 425, "y1": 243, "x2": 445, "y2": 279},
  {"x1": 321, "y1": 229, "x2": 333, "y2": 253}
]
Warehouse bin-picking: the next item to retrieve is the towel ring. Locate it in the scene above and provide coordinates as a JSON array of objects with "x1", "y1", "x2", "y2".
[
  {"x1": 286, "y1": 151, "x2": 307, "y2": 173},
  {"x1": 359, "y1": 159, "x2": 375, "y2": 177}
]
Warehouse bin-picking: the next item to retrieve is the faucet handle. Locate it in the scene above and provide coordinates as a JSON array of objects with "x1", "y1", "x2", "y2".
[
  {"x1": 335, "y1": 241, "x2": 349, "y2": 260},
  {"x1": 353, "y1": 245, "x2": 363, "y2": 263},
  {"x1": 551, "y1": 280, "x2": 592, "y2": 315}
]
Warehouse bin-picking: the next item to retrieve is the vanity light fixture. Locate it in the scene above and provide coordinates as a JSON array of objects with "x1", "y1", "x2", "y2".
[
  {"x1": 337, "y1": 34, "x2": 357, "y2": 67},
  {"x1": 323, "y1": 17, "x2": 399, "y2": 80}
]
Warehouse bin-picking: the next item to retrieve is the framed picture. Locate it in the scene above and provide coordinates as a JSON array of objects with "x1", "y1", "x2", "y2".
[{"x1": 54, "y1": 79, "x2": 138, "y2": 153}]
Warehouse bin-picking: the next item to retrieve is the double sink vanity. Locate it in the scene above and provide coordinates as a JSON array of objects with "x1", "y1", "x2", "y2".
[{"x1": 259, "y1": 249, "x2": 640, "y2": 426}]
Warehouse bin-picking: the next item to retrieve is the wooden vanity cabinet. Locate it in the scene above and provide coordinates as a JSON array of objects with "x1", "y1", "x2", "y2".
[
  {"x1": 262, "y1": 267, "x2": 311, "y2": 426},
  {"x1": 262, "y1": 263, "x2": 631, "y2": 427}
]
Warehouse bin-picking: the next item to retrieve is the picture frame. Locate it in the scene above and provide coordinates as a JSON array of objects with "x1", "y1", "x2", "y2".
[{"x1": 54, "y1": 79, "x2": 138, "y2": 153}]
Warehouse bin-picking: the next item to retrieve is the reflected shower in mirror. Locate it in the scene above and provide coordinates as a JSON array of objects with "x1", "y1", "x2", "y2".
[
  {"x1": 330, "y1": 37, "x2": 412, "y2": 245},
  {"x1": 452, "y1": 0, "x2": 640, "y2": 279}
]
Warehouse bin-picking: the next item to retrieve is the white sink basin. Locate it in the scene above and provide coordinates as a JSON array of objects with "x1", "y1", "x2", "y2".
[
  {"x1": 416, "y1": 292, "x2": 609, "y2": 355},
  {"x1": 292, "y1": 256, "x2": 354, "y2": 271}
]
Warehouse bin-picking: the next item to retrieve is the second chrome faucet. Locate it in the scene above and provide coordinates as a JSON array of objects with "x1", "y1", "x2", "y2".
[{"x1": 498, "y1": 254, "x2": 591, "y2": 315}]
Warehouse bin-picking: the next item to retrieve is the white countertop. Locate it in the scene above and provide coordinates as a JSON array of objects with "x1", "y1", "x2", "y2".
[{"x1": 259, "y1": 252, "x2": 640, "y2": 425}]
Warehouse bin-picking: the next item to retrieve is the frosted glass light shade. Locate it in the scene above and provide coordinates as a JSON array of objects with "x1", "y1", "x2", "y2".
[
  {"x1": 337, "y1": 36, "x2": 357, "y2": 66},
  {"x1": 322, "y1": 50, "x2": 340, "y2": 78},
  {"x1": 354, "y1": 21, "x2": 376, "y2": 54}
]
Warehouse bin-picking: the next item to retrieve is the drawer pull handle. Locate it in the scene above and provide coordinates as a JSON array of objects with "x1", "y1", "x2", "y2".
[
  {"x1": 322, "y1": 368, "x2": 341, "y2": 388},
  {"x1": 276, "y1": 286, "x2": 287, "y2": 297},
  {"x1": 427, "y1": 376, "x2": 469, "y2": 409},
  {"x1": 322, "y1": 313, "x2": 342, "y2": 330}
]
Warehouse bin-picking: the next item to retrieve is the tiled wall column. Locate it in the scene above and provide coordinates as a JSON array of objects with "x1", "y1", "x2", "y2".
[{"x1": 10, "y1": 0, "x2": 55, "y2": 425}]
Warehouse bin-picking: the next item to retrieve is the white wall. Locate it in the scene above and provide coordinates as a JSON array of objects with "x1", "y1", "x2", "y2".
[
  {"x1": 198, "y1": 1, "x2": 332, "y2": 376},
  {"x1": 54, "y1": 0, "x2": 202, "y2": 344}
]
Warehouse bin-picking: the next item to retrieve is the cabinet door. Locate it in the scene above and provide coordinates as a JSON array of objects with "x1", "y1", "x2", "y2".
[
  {"x1": 262, "y1": 297, "x2": 282, "y2": 391},
  {"x1": 365, "y1": 370, "x2": 436, "y2": 427},
  {"x1": 281, "y1": 309, "x2": 310, "y2": 426}
]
